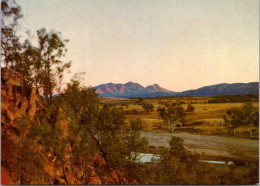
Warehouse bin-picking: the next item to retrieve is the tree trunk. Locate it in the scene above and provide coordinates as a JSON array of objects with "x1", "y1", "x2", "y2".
[
  {"x1": 171, "y1": 121, "x2": 176, "y2": 133},
  {"x1": 247, "y1": 128, "x2": 253, "y2": 138},
  {"x1": 167, "y1": 120, "x2": 172, "y2": 133},
  {"x1": 62, "y1": 165, "x2": 69, "y2": 184},
  {"x1": 233, "y1": 128, "x2": 236, "y2": 136},
  {"x1": 168, "y1": 120, "x2": 176, "y2": 133}
]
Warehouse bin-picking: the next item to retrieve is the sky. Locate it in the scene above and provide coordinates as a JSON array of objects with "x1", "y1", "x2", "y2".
[{"x1": 16, "y1": 0, "x2": 259, "y2": 91}]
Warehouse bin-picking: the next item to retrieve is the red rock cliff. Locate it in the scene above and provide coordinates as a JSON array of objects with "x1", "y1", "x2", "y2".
[{"x1": 1, "y1": 67, "x2": 137, "y2": 185}]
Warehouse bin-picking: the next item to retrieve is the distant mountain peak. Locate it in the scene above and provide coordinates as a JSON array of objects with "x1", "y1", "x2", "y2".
[
  {"x1": 94, "y1": 82, "x2": 169, "y2": 97},
  {"x1": 145, "y1": 83, "x2": 170, "y2": 92},
  {"x1": 93, "y1": 81, "x2": 258, "y2": 98},
  {"x1": 125, "y1": 81, "x2": 137, "y2": 85}
]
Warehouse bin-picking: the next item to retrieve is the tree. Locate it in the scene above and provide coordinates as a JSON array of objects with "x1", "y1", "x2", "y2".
[
  {"x1": 154, "y1": 136, "x2": 192, "y2": 184},
  {"x1": 186, "y1": 104, "x2": 195, "y2": 113},
  {"x1": 141, "y1": 102, "x2": 154, "y2": 113},
  {"x1": 253, "y1": 111, "x2": 259, "y2": 127},
  {"x1": 60, "y1": 77, "x2": 148, "y2": 184},
  {"x1": 1, "y1": 1, "x2": 71, "y2": 97},
  {"x1": 35, "y1": 28, "x2": 71, "y2": 101},
  {"x1": 136, "y1": 97, "x2": 144, "y2": 105},
  {"x1": 168, "y1": 136, "x2": 185, "y2": 159},
  {"x1": 223, "y1": 103, "x2": 257, "y2": 137},
  {"x1": 14, "y1": 38, "x2": 39, "y2": 87},
  {"x1": 22, "y1": 74, "x2": 149, "y2": 184},
  {"x1": 157, "y1": 105, "x2": 186, "y2": 133},
  {"x1": 157, "y1": 107, "x2": 166, "y2": 119},
  {"x1": 1, "y1": 0, "x2": 23, "y2": 68}
]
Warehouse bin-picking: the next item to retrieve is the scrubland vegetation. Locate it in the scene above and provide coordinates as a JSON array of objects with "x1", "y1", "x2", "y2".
[
  {"x1": 98, "y1": 95, "x2": 259, "y2": 184},
  {"x1": 109, "y1": 96, "x2": 259, "y2": 139}
]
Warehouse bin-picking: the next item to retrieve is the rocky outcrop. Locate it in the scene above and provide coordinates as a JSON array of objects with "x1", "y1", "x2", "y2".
[
  {"x1": 1, "y1": 68, "x2": 44, "y2": 124},
  {"x1": 94, "y1": 81, "x2": 171, "y2": 98},
  {"x1": 1, "y1": 67, "x2": 23, "y2": 86},
  {"x1": 1, "y1": 67, "x2": 44, "y2": 184},
  {"x1": 1, "y1": 67, "x2": 137, "y2": 185}
]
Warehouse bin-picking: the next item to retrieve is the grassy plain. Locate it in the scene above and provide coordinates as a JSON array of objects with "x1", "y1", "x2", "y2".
[
  {"x1": 100, "y1": 95, "x2": 259, "y2": 138},
  {"x1": 99, "y1": 95, "x2": 259, "y2": 184}
]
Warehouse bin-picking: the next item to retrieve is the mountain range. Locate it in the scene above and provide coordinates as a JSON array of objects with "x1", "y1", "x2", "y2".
[{"x1": 93, "y1": 82, "x2": 259, "y2": 98}]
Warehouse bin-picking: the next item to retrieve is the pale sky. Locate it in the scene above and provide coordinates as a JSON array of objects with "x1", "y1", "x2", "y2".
[{"x1": 16, "y1": 0, "x2": 259, "y2": 91}]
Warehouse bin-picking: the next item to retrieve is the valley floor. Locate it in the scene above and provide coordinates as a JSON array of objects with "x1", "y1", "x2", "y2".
[{"x1": 141, "y1": 131, "x2": 259, "y2": 162}]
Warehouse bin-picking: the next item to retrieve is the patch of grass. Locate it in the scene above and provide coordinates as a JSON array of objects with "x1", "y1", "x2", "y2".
[{"x1": 116, "y1": 96, "x2": 258, "y2": 138}]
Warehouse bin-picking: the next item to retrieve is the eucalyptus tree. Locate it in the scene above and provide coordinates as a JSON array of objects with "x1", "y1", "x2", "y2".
[
  {"x1": 35, "y1": 28, "x2": 71, "y2": 101},
  {"x1": 1, "y1": 0, "x2": 23, "y2": 68},
  {"x1": 223, "y1": 103, "x2": 258, "y2": 137},
  {"x1": 157, "y1": 105, "x2": 186, "y2": 133}
]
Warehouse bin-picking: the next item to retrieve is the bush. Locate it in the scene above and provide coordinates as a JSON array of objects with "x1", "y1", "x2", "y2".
[
  {"x1": 158, "y1": 101, "x2": 166, "y2": 105},
  {"x1": 131, "y1": 109, "x2": 138, "y2": 115},
  {"x1": 136, "y1": 98, "x2": 144, "y2": 105},
  {"x1": 186, "y1": 104, "x2": 195, "y2": 112},
  {"x1": 223, "y1": 103, "x2": 258, "y2": 137},
  {"x1": 142, "y1": 102, "x2": 154, "y2": 113},
  {"x1": 226, "y1": 109, "x2": 232, "y2": 115}
]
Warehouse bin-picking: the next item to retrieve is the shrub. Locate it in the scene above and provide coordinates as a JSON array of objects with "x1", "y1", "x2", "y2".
[
  {"x1": 131, "y1": 109, "x2": 138, "y2": 115},
  {"x1": 186, "y1": 104, "x2": 195, "y2": 112},
  {"x1": 142, "y1": 102, "x2": 154, "y2": 113}
]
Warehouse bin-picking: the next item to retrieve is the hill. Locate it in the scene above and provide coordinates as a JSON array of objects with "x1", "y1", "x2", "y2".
[
  {"x1": 93, "y1": 82, "x2": 259, "y2": 98},
  {"x1": 94, "y1": 81, "x2": 174, "y2": 98},
  {"x1": 177, "y1": 82, "x2": 259, "y2": 97}
]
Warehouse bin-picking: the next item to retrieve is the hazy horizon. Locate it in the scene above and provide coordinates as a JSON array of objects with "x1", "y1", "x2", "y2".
[{"x1": 16, "y1": 0, "x2": 259, "y2": 91}]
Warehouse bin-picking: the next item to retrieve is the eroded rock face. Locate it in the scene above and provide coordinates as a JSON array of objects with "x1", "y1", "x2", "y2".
[
  {"x1": 28, "y1": 88, "x2": 37, "y2": 121},
  {"x1": 55, "y1": 107, "x2": 69, "y2": 137},
  {"x1": 1, "y1": 67, "x2": 23, "y2": 86},
  {"x1": 1, "y1": 68, "x2": 43, "y2": 185},
  {"x1": 1, "y1": 68, "x2": 105, "y2": 185},
  {"x1": 1, "y1": 68, "x2": 137, "y2": 185}
]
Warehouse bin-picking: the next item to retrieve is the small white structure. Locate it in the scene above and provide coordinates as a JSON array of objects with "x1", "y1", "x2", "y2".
[
  {"x1": 199, "y1": 160, "x2": 226, "y2": 165},
  {"x1": 199, "y1": 160, "x2": 235, "y2": 166},
  {"x1": 227, "y1": 161, "x2": 235, "y2": 166},
  {"x1": 130, "y1": 152, "x2": 160, "y2": 163}
]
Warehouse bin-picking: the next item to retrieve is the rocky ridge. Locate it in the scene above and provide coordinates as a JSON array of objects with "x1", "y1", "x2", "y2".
[
  {"x1": 1, "y1": 67, "x2": 137, "y2": 184},
  {"x1": 94, "y1": 81, "x2": 171, "y2": 97},
  {"x1": 94, "y1": 81, "x2": 259, "y2": 98}
]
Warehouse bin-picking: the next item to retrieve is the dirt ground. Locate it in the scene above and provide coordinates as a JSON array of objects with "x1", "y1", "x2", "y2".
[{"x1": 141, "y1": 131, "x2": 259, "y2": 162}]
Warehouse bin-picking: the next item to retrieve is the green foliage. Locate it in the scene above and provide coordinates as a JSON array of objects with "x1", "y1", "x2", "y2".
[
  {"x1": 178, "y1": 101, "x2": 185, "y2": 104},
  {"x1": 131, "y1": 109, "x2": 138, "y2": 115},
  {"x1": 226, "y1": 109, "x2": 232, "y2": 115},
  {"x1": 1, "y1": 0, "x2": 23, "y2": 68},
  {"x1": 21, "y1": 107, "x2": 68, "y2": 184},
  {"x1": 231, "y1": 103, "x2": 255, "y2": 128},
  {"x1": 141, "y1": 102, "x2": 154, "y2": 113},
  {"x1": 223, "y1": 103, "x2": 258, "y2": 136},
  {"x1": 1, "y1": 1, "x2": 71, "y2": 98},
  {"x1": 169, "y1": 136, "x2": 185, "y2": 158},
  {"x1": 208, "y1": 94, "x2": 259, "y2": 103},
  {"x1": 22, "y1": 76, "x2": 148, "y2": 184},
  {"x1": 253, "y1": 111, "x2": 259, "y2": 127},
  {"x1": 136, "y1": 97, "x2": 144, "y2": 105},
  {"x1": 157, "y1": 107, "x2": 166, "y2": 119},
  {"x1": 157, "y1": 104, "x2": 186, "y2": 133},
  {"x1": 158, "y1": 101, "x2": 166, "y2": 105},
  {"x1": 186, "y1": 103, "x2": 195, "y2": 112},
  {"x1": 153, "y1": 136, "x2": 194, "y2": 184},
  {"x1": 35, "y1": 28, "x2": 71, "y2": 100}
]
